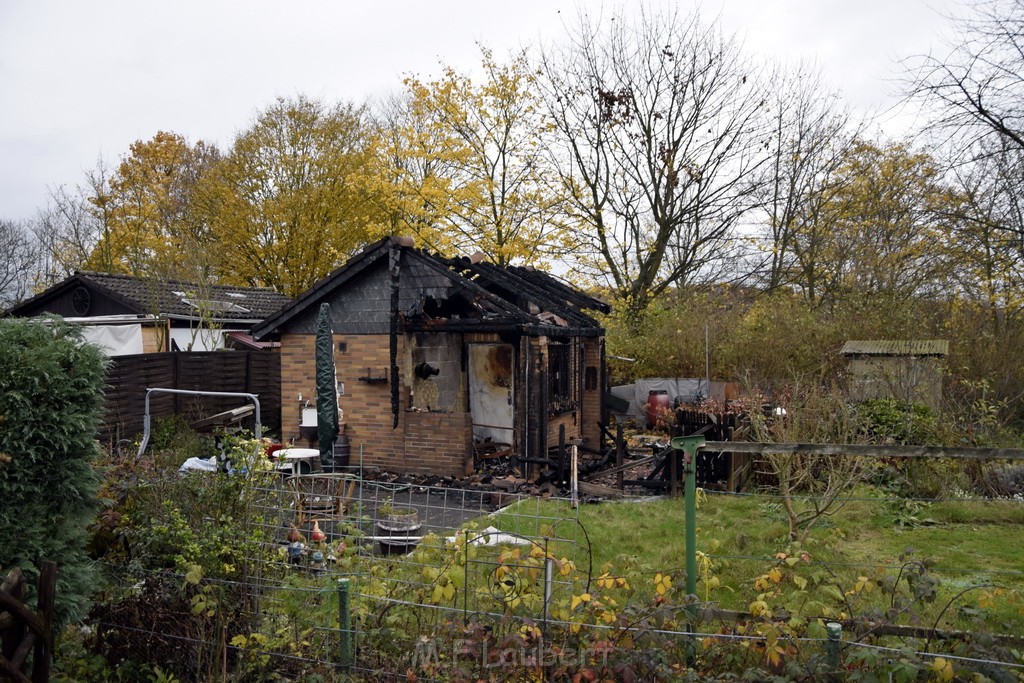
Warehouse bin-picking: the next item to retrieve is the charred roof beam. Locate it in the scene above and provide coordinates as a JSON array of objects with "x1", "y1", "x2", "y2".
[{"x1": 450, "y1": 260, "x2": 598, "y2": 328}]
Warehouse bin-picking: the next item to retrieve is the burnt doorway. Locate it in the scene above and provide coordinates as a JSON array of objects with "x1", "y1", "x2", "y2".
[{"x1": 467, "y1": 343, "x2": 514, "y2": 445}]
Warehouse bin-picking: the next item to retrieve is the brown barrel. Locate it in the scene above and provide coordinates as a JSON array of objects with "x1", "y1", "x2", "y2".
[
  {"x1": 647, "y1": 390, "x2": 670, "y2": 429},
  {"x1": 333, "y1": 433, "x2": 351, "y2": 468}
]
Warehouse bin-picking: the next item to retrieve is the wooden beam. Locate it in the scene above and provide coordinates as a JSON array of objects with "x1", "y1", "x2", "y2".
[
  {"x1": 32, "y1": 560, "x2": 56, "y2": 683},
  {"x1": 578, "y1": 481, "x2": 625, "y2": 498},
  {"x1": 615, "y1": 424, "x2": 624, "y2": 491},
  {"x1": 583, "y1": 455, "x2": 656, "y2": 480},
  {"x1": 703, "y1": 607, "x2": 1024, "y2": 646},
  {"x1": 702, "y1": 441, "x2": 1024, "y2": 461},
  {"x1": 0, "y1": 594, "x2": 45, "y2": 638}
]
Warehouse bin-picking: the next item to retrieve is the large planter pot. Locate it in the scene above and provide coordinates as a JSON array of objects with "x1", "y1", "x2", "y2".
[{"x1": 376, "y1": 506, "x2": 422, "y2": 554}]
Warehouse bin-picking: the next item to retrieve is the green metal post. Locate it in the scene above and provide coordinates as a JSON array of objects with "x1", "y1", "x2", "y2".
[
  {"x1": 338, "y1": 578, "x2": 352, "y2": 673},
  {"x1": 825, "y1": 621, "x2": 842, "y2": 680},
  {"x1": 671, "y1": 435, "x2": 706, "y2": 598}
]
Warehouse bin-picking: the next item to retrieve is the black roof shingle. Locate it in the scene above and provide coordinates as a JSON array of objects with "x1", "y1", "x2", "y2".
[{"x1": 7, "y1": 271, "x2": 292, "y2": 323}]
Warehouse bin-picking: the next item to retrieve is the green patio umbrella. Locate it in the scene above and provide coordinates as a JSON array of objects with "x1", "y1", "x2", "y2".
[{"x1": 315, "y1": 302, "x2": 339, "y2": 470}]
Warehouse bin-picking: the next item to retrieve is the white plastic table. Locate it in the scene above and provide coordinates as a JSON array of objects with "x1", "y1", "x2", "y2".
[{"x1": 276, "y1": 448, "x2": 321, "y2": 476}]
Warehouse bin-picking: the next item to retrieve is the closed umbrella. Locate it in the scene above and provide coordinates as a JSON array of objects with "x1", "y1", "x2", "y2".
[{"x1": 315, "y1": 303, "x2": 339, "y2": 470}]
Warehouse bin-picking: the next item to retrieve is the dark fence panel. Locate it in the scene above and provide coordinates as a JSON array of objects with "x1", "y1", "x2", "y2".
[
  {"x1": 675, "y1": 409, "x2": 752, "y2": 492},
  {"x1": 101, "y1": 351, "x2": 281, "y2": 441}
]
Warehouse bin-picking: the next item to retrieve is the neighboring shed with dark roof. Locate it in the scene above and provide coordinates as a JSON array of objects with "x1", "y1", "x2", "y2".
[
  {"x1": 841, "y1": 339, "x2": 949, "y2": 409},
  {"x1": 6, "y1": 272, "x2": 291, "y2": 353},
  {"x1": 252, "y1": 237, "x2": 609, "y2": 478}
]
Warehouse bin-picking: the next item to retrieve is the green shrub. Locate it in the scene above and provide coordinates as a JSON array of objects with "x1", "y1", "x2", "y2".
[
  {"x1": 148, "y1": 414, "x2": 205, "y2": 464},
  {"x1": 857, "y1": 398, "x2": 945, "y2": 445},
  {"x1": 86, "y1": 432, "x2": 276, "y2": 680},
  {"x1": 0, "y1": 317, "x2": 107, "y2": 625}
]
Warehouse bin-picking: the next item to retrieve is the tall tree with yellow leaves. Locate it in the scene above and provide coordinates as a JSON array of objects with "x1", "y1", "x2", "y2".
[
  {"x1": 379, "y1": 49, "x2": 569, "y2": 266},
  {"x1": 789, "y1": 140, "x2": 956, "y2": 306},
  {"x1": 207, "y1": 96, "x2": 379, "y2": 297},
  {"x1": 83, "y1": 131, "x2": 220, "y2": 280}
]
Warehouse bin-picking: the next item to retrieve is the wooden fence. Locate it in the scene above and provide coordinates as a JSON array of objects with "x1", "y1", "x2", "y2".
[
  {"x1": 0, "y1": 561, "x2": 55, "y2": 683},
  {"x1": 101, "y1": 351, "x2": 281, "y2": 441}
]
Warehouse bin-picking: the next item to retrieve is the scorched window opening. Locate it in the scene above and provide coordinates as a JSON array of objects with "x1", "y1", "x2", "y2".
[{"x1": 547, "y1": 342, "x2": 577, "y2": 415}]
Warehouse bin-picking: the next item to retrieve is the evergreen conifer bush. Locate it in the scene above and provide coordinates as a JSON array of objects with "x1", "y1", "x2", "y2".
[{"x1": 0, "y1": 317, "x2": 107, "y2": 625}]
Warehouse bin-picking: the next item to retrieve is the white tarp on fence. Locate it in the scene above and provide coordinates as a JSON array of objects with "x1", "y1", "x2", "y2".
[{"x1": 81, "y1": 324, "x2": 144, "y2": 356}]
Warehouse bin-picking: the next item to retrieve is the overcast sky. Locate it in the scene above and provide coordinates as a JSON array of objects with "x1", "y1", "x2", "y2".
[{"x1": 0, "y1": 0, "x2": 957, "y2": 222}]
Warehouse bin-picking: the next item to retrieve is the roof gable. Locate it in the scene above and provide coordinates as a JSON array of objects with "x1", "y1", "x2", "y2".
[
  {"x1": 7, "y1": 272, "x2": 291, "y2": 323},
  {"x1": 252, "y1": 237, "x2": 606, "y2": 339}
]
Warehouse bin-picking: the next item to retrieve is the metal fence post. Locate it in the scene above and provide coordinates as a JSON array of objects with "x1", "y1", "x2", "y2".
[
  {"x1": 338, "y1": 578, "x2": 352, "y2": 673},
  {"x1": 670, "y1": 435, "x2": 706, "y2": 600},
  {"x1": 826, "y1": 621, "x2": 842, "y2": 680},
  {"x1": 542, "y1": 538, "x2": 553, "y2": 638}
]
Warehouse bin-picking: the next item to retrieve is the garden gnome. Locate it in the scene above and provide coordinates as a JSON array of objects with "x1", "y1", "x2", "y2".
[
  {"x1": 328, "y1": 539, "x2": 346, "y2": 564},
  {"x1": 287, "y1": 525, "x2": 305, "y2": 565},
  {"x1": 287, "y1": 540, "x2": 305, "y2": 565},
  {"x1": 310, "y1": 550, "x2": 326, "y2": 574}
]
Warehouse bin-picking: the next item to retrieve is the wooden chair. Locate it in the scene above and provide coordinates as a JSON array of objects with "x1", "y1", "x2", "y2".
[{"x1": 285, "y1": 473, "x2": 358, "y2": 524}]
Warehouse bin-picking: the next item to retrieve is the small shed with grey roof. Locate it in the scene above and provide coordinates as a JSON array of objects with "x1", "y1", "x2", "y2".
[
  {"x1": 841, "y1": 339, "x2": 949, "y2": 410},
  {"x1": 252, "y1": 237, "x2": 610, "y2": 478}
]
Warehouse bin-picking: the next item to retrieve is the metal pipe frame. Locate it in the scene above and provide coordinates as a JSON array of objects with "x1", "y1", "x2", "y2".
[{"x1": 136, "y1": 388, "x2": 262, "y2": 458}]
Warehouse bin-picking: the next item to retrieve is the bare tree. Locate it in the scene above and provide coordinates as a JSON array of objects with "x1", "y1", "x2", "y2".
[
  {"x1": 905, "y1": 0, "x2": 1024, "y2": 318},
  {"x1": 944, "y1": 137, "x2": 1024, "y2": 329},
  {"x1": 31, "y1": 162, "x2": 113, "y2": 288},
  {"x1": 540, "y1": 7, "x2": 769, "y2": 325},
  {"x1": 906, "y1": 0, "x2": 1024, "y2": 155},
  {"x1": 753, "y1": 64, "x2": 863, "y2": 293},
  {"x1": 0, "y1": 219, "x2": 39, "y2": 309},
  {"x1": 748, "y1": 383, "x2": 874, "y2": 543}
]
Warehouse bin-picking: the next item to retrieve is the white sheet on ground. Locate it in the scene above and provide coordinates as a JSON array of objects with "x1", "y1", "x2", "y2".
[
  {"x1": 446, "y1": 526, "x2": 531, "y2": 546},
  {"x1": 178, "y1": 457, "x2": 219, "y2": 474}
]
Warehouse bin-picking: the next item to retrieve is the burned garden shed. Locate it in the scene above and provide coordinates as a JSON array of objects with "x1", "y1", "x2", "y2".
[{"x1": 252, "y1": 237, "x2": 609, "y2": 478}]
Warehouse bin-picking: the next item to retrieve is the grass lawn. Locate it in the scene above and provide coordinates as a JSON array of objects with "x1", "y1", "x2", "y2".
[
  {"x1": 209, "y1": 486, "x2": 1023, "y2": 679},
  {"x1": 489, "y1": 489, "x2": 1024, "y2": 633}
]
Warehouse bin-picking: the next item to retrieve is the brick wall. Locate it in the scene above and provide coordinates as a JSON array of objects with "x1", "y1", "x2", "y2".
[
  {"x1": 581, "y1": 338, "x2": 603, "y2": 449},
  {"x1": 280, "y1": 333, "x2": 316, "y2": 445},
  {"x1": 280, "y1": 332, "x2": 472, "y2": 477},
  {"x1": 546, "y1": 412, "x2": 580, "y2": 448},
  {"x1": 337, "y1": 333, "x2": 407, "y2": 470},
  {"x1": 404, "y1": 411, "x2": 473, "y2": 476}
]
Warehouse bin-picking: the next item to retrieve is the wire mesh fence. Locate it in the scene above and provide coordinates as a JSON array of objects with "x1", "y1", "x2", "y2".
[
  {"x1": 86, "y1": 446, "x2": 1024, "y2": 681},
  {"x1": 90, "y1": 460, "x2": 591, "y2": 679}
]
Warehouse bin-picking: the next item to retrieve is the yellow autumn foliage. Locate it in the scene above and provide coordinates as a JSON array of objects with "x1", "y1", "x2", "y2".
[{"x1": 375, "y1": 47, "x2": 572, "y2": 266}]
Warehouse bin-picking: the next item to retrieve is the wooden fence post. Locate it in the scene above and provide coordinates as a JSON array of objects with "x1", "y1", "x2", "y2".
[
  {"x1": 616, "y1": 424, "x2": 624, "y2": 491},
  {"x1": 32, "y1": 561, "x2": 56, "y2": 683},
  {"x1": 1, "y1": 567, "x2": 26, "y2": 670},
  {"x1": 0, "y1": 560, "x2": 56, "y2": 683}
]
